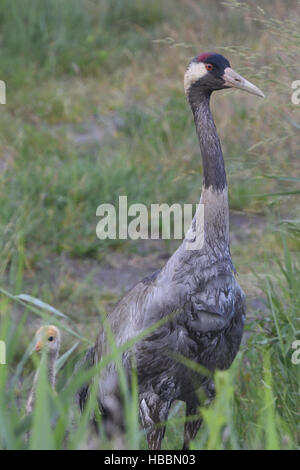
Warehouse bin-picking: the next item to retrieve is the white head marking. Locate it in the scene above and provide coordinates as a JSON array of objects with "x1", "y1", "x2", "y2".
[{"x1": 184, "y1": 62, "x2": 207, "y2": 95}]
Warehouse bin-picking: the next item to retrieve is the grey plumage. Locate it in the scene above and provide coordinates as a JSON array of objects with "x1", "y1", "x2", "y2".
[{"x1": 78, "y1": 53, "x2": 264, "y2": 449}]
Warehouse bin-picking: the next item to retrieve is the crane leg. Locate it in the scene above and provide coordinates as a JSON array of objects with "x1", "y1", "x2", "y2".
[
  {"x1": 183, "y1": 396, "x2": 202, "y2": 450},
  {"x1": 139, "y1": 392, "x2": 171, "y2": 450},
  {"x1": 183, "y1": 380, "x2": 215, "y2": 449}
]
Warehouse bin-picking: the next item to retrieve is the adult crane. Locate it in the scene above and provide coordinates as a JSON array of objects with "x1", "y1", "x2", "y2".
[{"x1": 80, "y1": 53, "x2": 264, "y2": 449}]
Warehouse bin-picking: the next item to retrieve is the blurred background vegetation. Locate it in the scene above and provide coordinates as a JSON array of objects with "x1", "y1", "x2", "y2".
[{"x1": 0, "y1": 0, "x2": 299, "y2": 450}]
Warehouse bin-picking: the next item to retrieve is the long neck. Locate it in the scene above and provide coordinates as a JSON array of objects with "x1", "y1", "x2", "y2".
[
  {"x1": 48, "y1": 354, "x2": 57, "y2": 389},
  {"x1": 25, "y1": 354, "x2": 57, "y2": 415},
  {"x1": 189, "y1": 89, "x2": 227, "y2": 191},
  {"x1": 188, "y1": 88, "x2": 229, "y2": 251}
]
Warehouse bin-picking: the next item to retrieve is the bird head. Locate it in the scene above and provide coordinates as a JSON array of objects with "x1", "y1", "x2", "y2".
[
  {"x1": 184, "y1": 52, "x2": 264, "y2": 98},
  {"x1": 34, "y1": 325, "x2": 61, "y2": 357}
]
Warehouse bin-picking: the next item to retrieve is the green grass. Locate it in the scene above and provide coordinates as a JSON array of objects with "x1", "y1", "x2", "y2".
[
  {"x1": 0, "y1": 245, "x2": 299, "y2": 449},
  {"x1": 0, "y1": 0, "x2": 166, "y2": 85},
  {"x1": 0, "y1": 0, "x2": 299, "y2": 450}
]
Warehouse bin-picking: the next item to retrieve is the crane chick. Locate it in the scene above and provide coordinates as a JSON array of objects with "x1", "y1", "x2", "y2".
[{"x1": 26, "y1": 325, "x2": 61, "y2": 415}]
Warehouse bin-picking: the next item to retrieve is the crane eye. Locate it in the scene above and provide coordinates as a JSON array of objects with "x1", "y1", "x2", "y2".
[
  {"x1": 48, "y1": 336, "x2": 54, "y2": 342},
  {"x1": 205, "y1": 64, "x2": 213, "y2": 71}
]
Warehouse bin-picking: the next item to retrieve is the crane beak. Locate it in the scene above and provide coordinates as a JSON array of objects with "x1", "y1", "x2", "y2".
[
  {"x1": 223, "y1": 67, "x2": 265, "y2": 98},
  {"x1": 35, "y1": 341, "x2": 42, "y2": 352}
]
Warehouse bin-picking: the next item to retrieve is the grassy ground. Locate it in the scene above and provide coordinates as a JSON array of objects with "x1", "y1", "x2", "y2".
[{"x1": 0, "y1": 0, "x2": 299, "y2": 450}]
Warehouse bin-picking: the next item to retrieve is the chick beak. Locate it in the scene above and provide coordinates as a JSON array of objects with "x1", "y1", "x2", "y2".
[
  {"x1": 223, "y1": 67, "x2": 265, "y2": 98},
  {"x1": 35, "y1": 341, "x2": 42, "y2": 352}
]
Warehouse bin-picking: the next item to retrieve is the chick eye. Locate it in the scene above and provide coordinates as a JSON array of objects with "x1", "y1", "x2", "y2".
[
  {"x1": 205, "y1": 64, "x2": 213, "y2": 71},
  {"x1": 48, "y1": 336, "x2": 54, "y2": 342}
]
